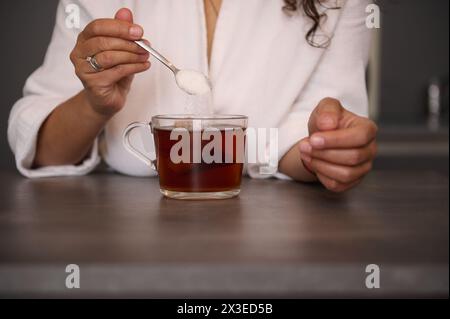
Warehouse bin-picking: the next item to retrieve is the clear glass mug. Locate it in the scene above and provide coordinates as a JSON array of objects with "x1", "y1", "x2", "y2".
[{"x1": 123, "y1": 115, "x2": 248, "y2": 200}]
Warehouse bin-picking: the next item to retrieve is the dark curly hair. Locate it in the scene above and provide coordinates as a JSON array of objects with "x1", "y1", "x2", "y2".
[{"x1": 283, "y1": 0, "x2": 340, "y2": 48}]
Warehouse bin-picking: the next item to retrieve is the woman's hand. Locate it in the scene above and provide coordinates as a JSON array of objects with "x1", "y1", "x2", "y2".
[
  {"x1": 34, "y1": 8, "x2": 150, "y2": 167},
  {"x1": 70, "y1": 8, "x2": 150, "y2": 118},
  {"x1": 299, "y1": 98, "x2": 378, "y2": 192}
]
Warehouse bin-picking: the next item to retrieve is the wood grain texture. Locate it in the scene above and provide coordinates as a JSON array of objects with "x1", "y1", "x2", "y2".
[{"x1": 0, "y1": 170, "x2": 448, "y2": 297}]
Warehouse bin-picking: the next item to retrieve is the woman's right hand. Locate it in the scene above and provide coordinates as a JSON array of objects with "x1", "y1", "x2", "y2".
[{"x1": 70, "y1": 8, "x2": 150, "y2": 118}]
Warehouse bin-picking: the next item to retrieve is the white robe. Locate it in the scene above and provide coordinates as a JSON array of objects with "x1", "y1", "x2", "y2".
[{"x1": 7, "y1": 0, "x2": 371, "y2": 178}]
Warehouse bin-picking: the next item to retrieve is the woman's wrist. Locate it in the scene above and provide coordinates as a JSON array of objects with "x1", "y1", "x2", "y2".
[
  {"x1": 79, "y1": 90, "x2": 113, "y2": 126},
  {"x1": 33, "y1": 90, "x2": 111, "y2": 167},
  {"x1": 279, "y1": 141, "x2": 318, "y2": 182}
]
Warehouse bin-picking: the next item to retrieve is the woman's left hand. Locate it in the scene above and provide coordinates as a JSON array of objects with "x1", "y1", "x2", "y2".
[{"x1": 299, "y1": 98, "x2": 378, "y2": 192}]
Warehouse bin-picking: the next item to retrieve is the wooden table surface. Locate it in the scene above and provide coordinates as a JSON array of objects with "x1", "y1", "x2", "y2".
[{"x1": 0, "y1": 169, "x2": 448, "y2": 298}]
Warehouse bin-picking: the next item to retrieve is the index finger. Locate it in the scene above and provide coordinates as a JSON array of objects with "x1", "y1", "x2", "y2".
[
  {"x1": 80, "y1": 19, "x2": 143, "y2": 41},
  {"x1": 310, "y1": 120, "x2": 378, "y2": 149}
]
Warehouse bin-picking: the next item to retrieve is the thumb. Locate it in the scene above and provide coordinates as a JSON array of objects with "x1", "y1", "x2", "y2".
[
  {"x1": 309, "y1": 98, "x2": 343, "y2": 133},
  {"x1": 115, "y1": 7, "x2": 134, "y2": 22}
]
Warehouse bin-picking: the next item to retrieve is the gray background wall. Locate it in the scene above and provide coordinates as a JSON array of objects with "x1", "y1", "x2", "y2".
[
  {"x1": 0, "y1": 0, "x2": 448, "y2": 170},
  {"x1": 379, "y1": 0, "x2": 449, "y2": 124},
  {"x1": 1, "y1": 0, "x2": 59, "y2": 169}
]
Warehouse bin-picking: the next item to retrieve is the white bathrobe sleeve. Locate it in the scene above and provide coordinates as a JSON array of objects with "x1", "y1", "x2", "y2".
[
  {"x1": 7, "y1": 0, "x2": 100, "y2": 178},
  {"x1": 248, "y1": 0, "x2": 372, "y2": 179}
]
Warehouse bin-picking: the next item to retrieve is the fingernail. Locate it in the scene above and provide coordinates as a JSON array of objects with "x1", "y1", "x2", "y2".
[
  {"x1": 139, "y1": 53, "x2": 150, "y2": 61},
  {"x1": 301, "y1": 154, "x2": 312, "y2": 163},
  {"x1": 310, "y1": 136, "x2": 325, "y2": 148},
  {"x1": 299, "y1": 142, "x2": 312, "y2": 154},
  {"x1": 129, "y1": 26, "x2": 143, "y2": 38},
  {"x1": 319, "y1": 115, "x2": 335, "y2": 127}
]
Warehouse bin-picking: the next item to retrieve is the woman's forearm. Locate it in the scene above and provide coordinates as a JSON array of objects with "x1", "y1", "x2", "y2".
[
  {"x1": 33, "y1": 90, "x2": 110, "y2": 167},
  {"x1": 278, "y1": 141, "x2": 318, "y2": 182},
  {"x1": 34, "y1": 11, "x2": 150, "y2": 168}
]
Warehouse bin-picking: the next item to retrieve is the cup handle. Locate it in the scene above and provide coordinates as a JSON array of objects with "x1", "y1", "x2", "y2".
[{"x1": 123, "y1": 122, "x2": 157, "y2": 171}]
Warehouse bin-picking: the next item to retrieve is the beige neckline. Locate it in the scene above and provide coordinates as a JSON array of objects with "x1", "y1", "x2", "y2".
[{"x1": 204, "y1": 0, "x2": 223, "y2": 65}]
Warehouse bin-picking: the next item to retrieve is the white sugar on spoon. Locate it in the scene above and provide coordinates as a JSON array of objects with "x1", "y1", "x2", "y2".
[
  {"x1": 135, "y1": 40, "x2": 211, "y2": 96},
  {"x1": 175, "y1": 70, "x2": 211, "y2": 96}
]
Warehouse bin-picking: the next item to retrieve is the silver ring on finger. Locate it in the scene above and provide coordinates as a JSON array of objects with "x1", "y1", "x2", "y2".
[{"x1": 86, "y1": 55, "x2": 102, "y2": 72}]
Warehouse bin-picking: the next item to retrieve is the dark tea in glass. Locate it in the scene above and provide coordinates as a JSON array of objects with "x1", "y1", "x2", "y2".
[{"x1": 123, "y1": 115, "x2": 248, "y2": 199}]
